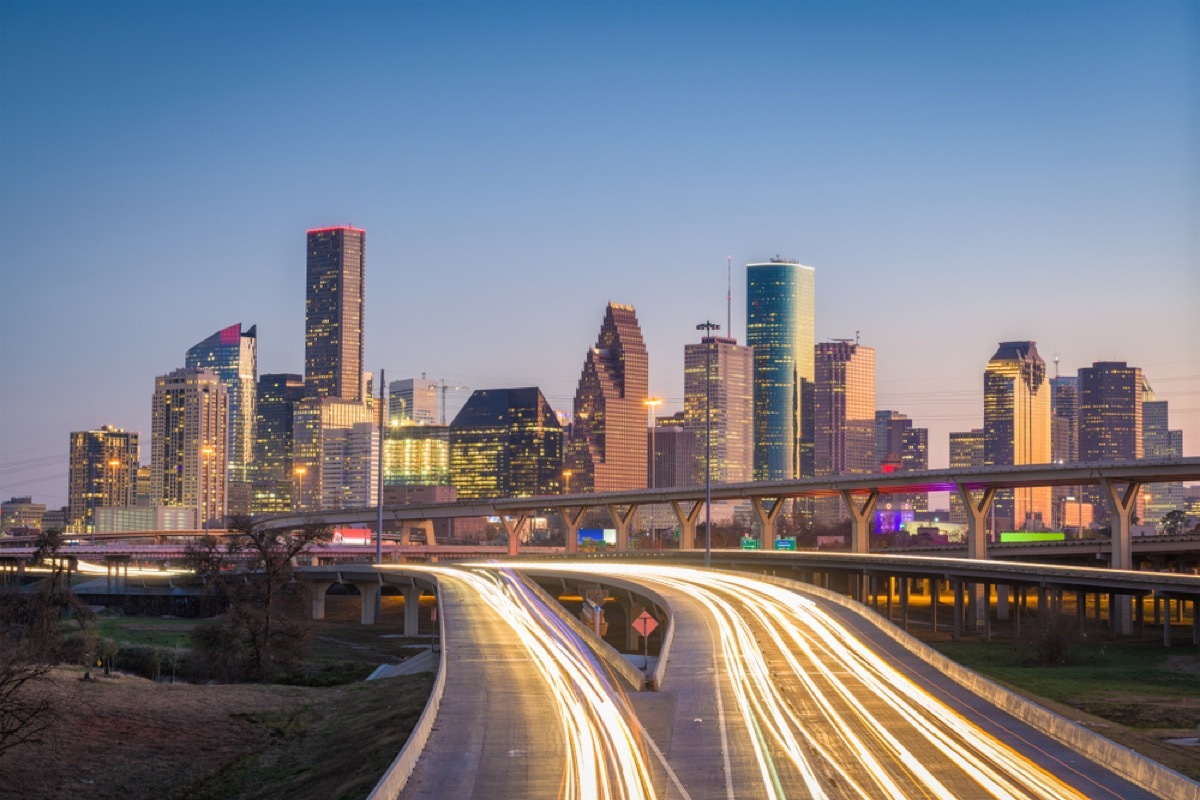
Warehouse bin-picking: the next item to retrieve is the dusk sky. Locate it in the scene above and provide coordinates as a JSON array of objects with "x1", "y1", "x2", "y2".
[{"x1": 2, "y1": 0, "x2": 1197, "y2": 509}]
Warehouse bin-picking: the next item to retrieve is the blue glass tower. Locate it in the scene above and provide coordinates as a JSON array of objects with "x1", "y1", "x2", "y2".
[
  {"x1": 186, "y1": 323, "x2": 258, "y2": 483},
  {"x1": 746, "y1": 260, "x2": 815, "y2": 481}
]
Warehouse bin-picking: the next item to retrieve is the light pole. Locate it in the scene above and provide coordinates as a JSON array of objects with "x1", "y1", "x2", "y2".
[
  {"x1": 697, "y1": 321, "x2": 720, "y2": 567},
  {"x1": 294, "y1": 465, "x2": 307, "y2": 513},
  {"x1": 562, "y1": 469, "x2": 573, "y2": 495},
  {"x1": 644, "y1": 397, "x2": 663, "y2": 548},
  {"x1": 201, "y1": 445, "x2": 215, "y2": 533}
]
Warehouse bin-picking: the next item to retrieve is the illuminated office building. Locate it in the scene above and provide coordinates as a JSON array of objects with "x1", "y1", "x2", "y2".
[
  {"x1": 874, "y1": 411, "x2": 929, "y2": 513},
  {"x1": 384, "y1": 423, "x2": 450, "y2": 486},
  {"x1": 292, "y1": 397, "x2": 375, "y2": 511},
  {"x1": 150, "y1": 368, "x2": 228, "y2": 527},
  {"x1": 1143, "y1": 399, "x2": 1183, "y2": 524},
  {"x1": 746, "y1": 259, "x2": 815, "y2": 481},
  {"x1": 1078, "y1": 362, "x2": 1143, "y2": 464},
  {"x1": 305, "y1": 226, "x2": 365, "y2": 402},
  {"x1": 649, "y1": 416, "x2": 699, "y2": 488},
  {"x1": 67, "y1": 425, "x2": 140, "y2": 533},
  {"x1": 451, "y1": 387, "x2": 562, "y2": 499},
  {"x1": 1, "y1": 497, "x2": 46, "y2": 534},
  {"x1": 565, "y1": 303, "x2": 649, "y2": 492},
  {"x1": 389, "y1": 377, "x2": 440, "y2": 425},
  {"x1": 684, "y1": 336, "x2": 753, "y2": 484},
  {"x1": 252, "y1": 373, "x2": 305, "y2": 513},
  {"x1": 812, "y1": 340, "x2": 875, "y2": 523},
  {"x1": 948, "y1": 429, "x2": 985, "y2": 524},
  {"x1": 1049, "y1": 375, "x2": 1080, "y2": 527},
  {"x1": 185, "y1": 323, "x2": 257, "y2": 484},
  {"x1": 983, "y1": 342, "x2": 1052, "y2": 530}
]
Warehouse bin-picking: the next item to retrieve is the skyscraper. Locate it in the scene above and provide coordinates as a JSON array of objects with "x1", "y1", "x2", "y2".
[
  {"x1": 948, "y1": 428, "x2": 984, "y2": 524},
  {"x1": 384, "y1": 423, "x2": 450, "y2": 487},
  {"x1": 565, "y1": 303, "x2": 649, "y2": 492},
  {"x1": 252, "y1": 373, "x2": 304, "y2": 513},
  {"x1": 746, "y1": 259, "x2": 815, "y2": 481},
  {"x1": 684, "y1": 336, "x2": 754, "y2": 484},
  {"x1": 1077, "y1": 361, "x2": 1143, "y2": 524},
  {"x1": 874, "y1": 411, "x2": 929, "y2": 512},
  {"x1": 150, "y1": 368, "x2": 228, "y2": 527},
  {"x1": 185, "y1": 323, "x2": 258, "y2": 484},
  {"x1": 1143, "y1": 398, "x2": 1183, "y2": 524},
  {"x1": 450, "y1": 387, "x2": 563, "y2": 499},
  {"x1": 292, "y1": 397, "x2": 375, "y2": 511},
  {"x1": 814, "y1": 340, "x2": 876, "y2": 477},
  {"x1": 389, "y1": 377, "x2": 439, "y2": 425},
  {"x1": 68, "y1": 426, "x2": 139, "y2": 533},
  {"x1": 983, "y1": 342, "x2": 1052, "y2": 530},
  {"x1": 1049, "y1": 375, "x2": 1080, "y2": 527},
  {"x1": 305, "y1": 226, "x2": 365, "y2": 402}
]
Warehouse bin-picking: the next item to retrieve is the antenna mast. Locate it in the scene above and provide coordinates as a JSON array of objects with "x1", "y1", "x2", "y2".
[{"x1": 726, "y1": 256, "x2": 732, "y2": 339}]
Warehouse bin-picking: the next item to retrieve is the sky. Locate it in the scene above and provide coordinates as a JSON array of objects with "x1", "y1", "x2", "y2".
[{"x1": 1, "y1": 0, "x2": 1197, "y2": 509}]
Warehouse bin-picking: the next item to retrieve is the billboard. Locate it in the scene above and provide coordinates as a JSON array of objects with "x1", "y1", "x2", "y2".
[
  {"x1": 999, "y1": 531, "x2": 1065, "y2": 543},
  {"x1": 578, "y1": 528, "x2": 617, "y2": 546}
]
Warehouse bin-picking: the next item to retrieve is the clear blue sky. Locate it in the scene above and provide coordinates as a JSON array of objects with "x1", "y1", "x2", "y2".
[{"x1": 2, "y1": 0, "x2": 1197, "y2": 508}]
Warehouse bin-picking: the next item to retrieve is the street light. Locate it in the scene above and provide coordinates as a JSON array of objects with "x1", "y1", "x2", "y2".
[
  {"x1": 697, "y1": 321, "x2": 720, "y2": 567},
  {"x1": 644, "y1": 397, "x2": 663, "y2": 549}
]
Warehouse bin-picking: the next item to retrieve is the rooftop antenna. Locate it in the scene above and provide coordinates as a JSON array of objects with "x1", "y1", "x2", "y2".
[
  {"x1": 1053, "y1": 353, "x2": 1060, "y2": 379},
  {"x1": 726, "y1": 256, "x2": 732, "y2": 340}
]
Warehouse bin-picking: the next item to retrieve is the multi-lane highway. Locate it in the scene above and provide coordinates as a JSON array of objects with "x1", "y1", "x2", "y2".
[{"x1": 387, "y1": 563, "x2": 1184, "y2": 800}]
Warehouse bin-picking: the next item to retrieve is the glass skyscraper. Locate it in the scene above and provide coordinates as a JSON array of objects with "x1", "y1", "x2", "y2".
[
  {"x1": 305, "y1": 226, "x2": 365, "y2": 402},
  {"x1": 983, "y1": 341, "x2": 1052, "y2": 530},
  {"x1": 252, "y1": 373, "x2": 304, "y2": 512},
  {"x1": 186, "y1": 323, "x2": 258, "y2": 484},
  {"x1": 746, "y1": 260, "x2": 815, "y2": 481},
  {"x1": 150, "y1": 367, "x2": 229, "y2": 527},
  {"x1": 450, "y1": 387, "x2": 563, "y2": 499},
  {"x1": 683, "y1": 336, "x2": 754, "y2": 484}
]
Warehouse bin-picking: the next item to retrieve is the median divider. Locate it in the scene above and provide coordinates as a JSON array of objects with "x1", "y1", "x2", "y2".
[
  {"x1": 366, "y1": 575, "x2": 447, "y2": 800},
  {"x1": 754, "y1": 572, "x2": 1200, "y2": 800}
]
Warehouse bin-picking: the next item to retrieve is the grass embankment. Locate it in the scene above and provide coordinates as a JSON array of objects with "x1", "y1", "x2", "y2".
[{"x1": 927, "y1": 638, "x2": 1200, "y2": 779}]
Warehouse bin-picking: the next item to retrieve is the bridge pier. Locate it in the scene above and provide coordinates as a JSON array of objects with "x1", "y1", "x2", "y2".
[
  {"x1": 671, "y1": 500, "x2": 703, "y2": 551},
  {"x1": 500, "y1": 515, "x2": 527, "y2": 557},
  {"x1": 353, "y1": 579, "x2": 382, "y2": 625},
  {"x1": 955, "y1": 485, "x2": 997, "y2": 631},
  {"x1": 751, "y1": 497, "x2": 787, "y2": 550},
  {"x1": 839, "y1": 489, "x2": 879, "y2": 555},
  {"x1": 996, "y1": 584, "x2": 1010, "y2": 621},
  {"x1": 559, "y1": 507, "x2": 586, "y2": 555},
  {"x1": 1100, "y1": 478, "x2": 1141, "y2": 635},
  {"x1": 404, "y1": 586, "x2": 422, "y2": 637},
  {"x1": 310, "y1": 580, "x2": 334, "y2": 620},
  {"x1": 607, "y1": 504, "x2": 638, "y2": 551}
]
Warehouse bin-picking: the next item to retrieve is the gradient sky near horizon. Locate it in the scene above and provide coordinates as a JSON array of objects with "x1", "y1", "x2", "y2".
[{"x1": 2, "y1": 0, "x2": 1197, "y2": 509}]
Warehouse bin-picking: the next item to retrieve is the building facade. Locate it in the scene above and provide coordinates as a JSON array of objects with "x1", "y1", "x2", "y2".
[
  {"x1": 649, "y1": 416, "x2": 699, "y2": 489},
  {"x1": 450, "y1": 387, "x2": 563, "y2": 499},
  {"x1": 565, "y1": 303, "x2": 649, "y2": 492},
  {"x1": 305, "y1": 226, "x2": 365, "y2": 402},
  {"x1": 185, "y1": 323, "x2": 258, "y2": 484},
  {"x1": 292, "y1": 396, "x2": 375, "y2": 511},
  {"x1": 684, "y1": 336, "x2": 754, "y2": 484},
  {"x1": 1, "y1": 496, "x2": 46, "y2": 534},
  {"x1": 874, "y1": 410, "x2": 929, "y2": 513},
  {"x1": 948, "y1": 429, "x2": 985, "y2": 525},
  {"x1": 983, "y1": 341, "x2": 1052, "y2": 530},
  {"x1": 252, "y1": 373, "x2": 305, "y2": 512},
  {"x1": 1142, "y1": 399, "x2": 1182, "y2": 525},
  {"x1": 67, "y1": 426, "x2": 139, "y2": 534},
  {"x1": 389, "y1": 378, "x2": 440, "y2": 426},
  {"x1": 1078, "y1": 361, "x2": 1143, "y2": 524},
  {"x1": 384, "y1": 423, "x2": 450, "y2": 487},
  {"x1": 1049, "y1": 375, "x2": 1080, "y2": 527},
  {"x1": 150, "y1": 368, "x2": 228, "y2": 527},
  {"x1": 746, "y1": 259, "x2": 815, "y2": 481}
]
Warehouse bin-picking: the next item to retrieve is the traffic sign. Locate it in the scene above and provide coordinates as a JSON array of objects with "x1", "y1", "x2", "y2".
[
  {"x1": 741, "y1": 536, "x2": 760, "y2": 550},
  {"x1": 774, "y1": 537, "x2": 797, "y2": 551},
  {"x1": 632, "y1": 610, "x2": 658, "y2": 638}
]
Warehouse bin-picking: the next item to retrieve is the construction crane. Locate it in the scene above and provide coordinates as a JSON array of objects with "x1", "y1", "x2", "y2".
[{"x1": 440, "y1": 379, "x2": 468, "y2": 425}]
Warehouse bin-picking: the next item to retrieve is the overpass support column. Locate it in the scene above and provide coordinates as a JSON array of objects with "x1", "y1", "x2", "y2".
[
  {"x1": 559, "y1": 507, "x2": 586, "y2": 555},
  {"x1": 671, "y1": 500, "x2": 704, "y2": 551},
  {"x1": 1100, "y1": 478, "x2": 1142, "y2": 635},
  {"x1": 417, "y1": 519, "x2": 437, "y2": 547},
  {"x1": 310, "y1": 580, "x2": 334, "y2": 620},
  {"x1": 353, "y1": 579, "x2": 382, "y2": 625},
  {"x1": 403, "y1": 587, "x2": 422, "y2": 637},
  {"x1": 607, "y1": 504, "x2": 639, "y2": 551},
  {"x1": 839, "y1": 490, "x2": 880, "y2": 555},
  {"x1": 500, "y1": 515, "x2": 528, "y2": 557},
  {"x1": 751, "y1": 497, "x2": 787, "y2": 550},
  {"x1": 955, "y1": 484, "x2": 998, "y2": 631}
]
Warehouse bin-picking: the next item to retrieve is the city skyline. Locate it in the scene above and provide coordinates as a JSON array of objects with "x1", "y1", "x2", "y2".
[{"x1": 2, "y1": 1, "x2": 1197, "y2": 508}]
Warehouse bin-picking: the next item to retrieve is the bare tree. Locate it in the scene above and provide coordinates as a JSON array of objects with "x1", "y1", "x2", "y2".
[{"x1": 188, "y1": 515, "x2": 331, "y2": 680}]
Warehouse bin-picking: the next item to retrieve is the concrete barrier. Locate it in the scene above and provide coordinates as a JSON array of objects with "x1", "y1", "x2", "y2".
[
  {"x1": 366, "y1": 576, "x2": 448, "y2": 800},
  {"x1": 753, "y1": 572, "x2": 1200, "y2": 800}
]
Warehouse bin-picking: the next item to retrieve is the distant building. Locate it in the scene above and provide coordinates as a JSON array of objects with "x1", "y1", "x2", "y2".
[
  {"x1": 650, "y1": 415, "x2": 699, "y2": 489},
  {"x1": 292, "y1": 396, "x2": 375, "y2": 511},
  {"x1": 451, "y1": 387, "x2": 563, "y2": 499},
  {"x1": 746, "y1": 259, "x2": 815, "y2": 481},
  {"x1": 389, "y1": 378, "x2": 440, "y2": 426},
  {"x1": 384, "y1": 423, "x2": 450, "y2": 487},
  {"x1": 565, "y1": 303, "x2": 649, "y2": 492},
  {"x1": 95, "y1": 506, "x2": 197, "y2": 533},
  {"x1": 150, "y1": 368, "x2": 228, "y2": 527},
  {"x1": 1143, "y1": 398, "x2": 1183, "y2": 525},
  {"x1": 320, "y1": 422, "x2": 379, "y2": 510},
  {"x1": 305, "y1": 226, "x2": 365, "y2": 402},
  {"x1": 1078, "y1": 361, "x2": 1143, "y2": 523},
  {"x1": 813, "y1": 340, "x2": 876, "y2": 523},
  {"x1": 185, "y1": 323, "x2": 257, "y2": 484},
  {"x1": 1, "y1": 496, "x2": 46, "y2": 534},
  {"x1": 983, "y1": 341, "x2": 1051, "y2": 530},
  {"x1": 252, "y1": 373, "x2": 305, "y2": 512},
  {"x1": 68, "y1": 425, "x2": 139, "y2": 534},
  {"x1": 684, "y1": 336, "x2": 754, "y2": 484},
  {"x1": 1050, "y1": 375, "x2": 1080, "y2": 527},
  {"x1": 948, "y1": 429, "x2": 984, "y2": 525},
  {"x1": 874, "y1": 411, "x2": 929, "y2": 513}
]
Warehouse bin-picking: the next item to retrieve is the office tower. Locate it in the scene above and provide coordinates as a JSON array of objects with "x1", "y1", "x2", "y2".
[
  {"x1": 565, "y1": 303, "x2": 649, "y2": 492},
  {"x1": 1143, "y1": 399, "x2": 1183, "y2": 525},
  {"x1": 292, "y1": 397, "x2": 375, "y2": 511},
  {"x1": 811, "y1": 340, "x2": 875, "y2": 523},
  {"x1": 305, "y1": 226, "x2": 365, "y2": 402},
  {"x1": 874, "y1": 410, "x2": 929, "y2": 512},
  {"x1": 983, "y1": 342, "x2": 1052, "y2": 530},
  {"x1": 450, "y1": 387, "x2": 563, "y2": 499},
  {"x1": 150, "y1": 368, "x2": 228, "y2": 527},
  {"x1": 1078, "y1": 361, "x2": 1143, "y2": 524},
  {"x1": 746, "y1": 259, "x2": 815, "y2": 481},
  {"x1": 1, "y1": 496, "x2": 47, "y2": 533},
  {"x1": 1049, "y1": 375, "x2": 1080, "y2": 528},
  {"x1": 185, "y1": 323, "x2": 258, "y2": 486},
  {"x1": 384, "y1": 423, "x2": 450, "y2": 487},
  {"x1": 389, "y1": 378, "x2": 440, "y2": 426},
  {"x1": 67, "y1": 426, "x2": 139, "y2": 534},
  {"x1": 684, "y1": 335, "x2": 754, "y2": 484},
  {"x1": 320, "y1": 422, "x2": 379, "y2": 510},
  {"x1": 949, "y1": 429, "x2": 985, "y2": 524},
  {"x1": 649, "y1": 416, "x2": 699, "y2": 488},
  {"x1": 252, "y1": 373, "x2": 305, "y2": 513}
]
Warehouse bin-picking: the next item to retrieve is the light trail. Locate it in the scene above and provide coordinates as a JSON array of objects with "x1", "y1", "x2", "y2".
[
  {"x1": 514, "y1": 563, "x2": 1097, "y2": 800},
  {"x1": 408, "y1": 565, "x2": 657, "y2": 800}
]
